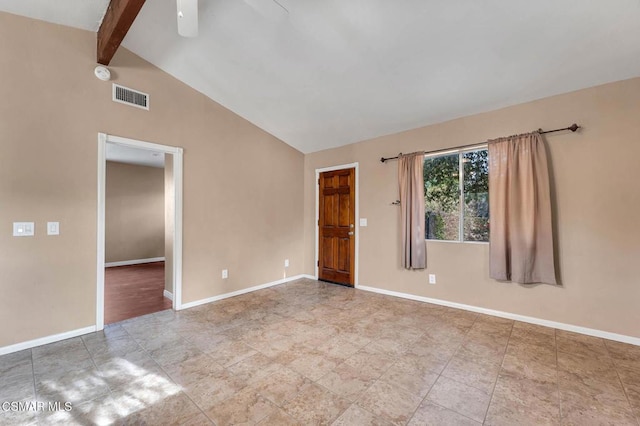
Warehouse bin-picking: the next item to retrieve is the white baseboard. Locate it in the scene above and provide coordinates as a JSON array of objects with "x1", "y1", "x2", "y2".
[
  {"x1": 0, "y1": 275, "x2": 312, "y2": 356},
  {"x1": 105, "y1": 257, "x2": 165, "y2": 268},
  {"x1": 356, "y1": 284, "x2": 640, "y2": 347},
  {"x1": 179, "y1": 274, "x2": 309, "y2": 310},
  {"x1": 0, "y1": 326, "x2": 97, "y2": 356},
  {"x1": 163, "y1": 289, "x2": 173, "y2": 301}
]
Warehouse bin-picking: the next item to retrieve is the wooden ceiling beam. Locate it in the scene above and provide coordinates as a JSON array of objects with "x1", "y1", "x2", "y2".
[{"x1": 97, "y1": 0, "x2": 146, "y2": 65}]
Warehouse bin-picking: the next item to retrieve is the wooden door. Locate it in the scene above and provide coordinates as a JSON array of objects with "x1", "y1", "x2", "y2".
[{"x1": 318, "y1": 168, "x2": 355, "y2": 286}]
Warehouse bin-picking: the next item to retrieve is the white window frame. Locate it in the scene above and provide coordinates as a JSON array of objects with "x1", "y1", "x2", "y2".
[{"x1": 424, "y1": 144, "x2": 489, "y2": 244}]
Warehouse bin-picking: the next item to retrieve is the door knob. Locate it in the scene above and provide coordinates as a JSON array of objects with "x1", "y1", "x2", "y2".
[
  {"x1": 350, "y1": 224, "x2": 354, "y2": 228},
  {"x1": 348, "y1": 231, "x2": 354, "y2": 236}
]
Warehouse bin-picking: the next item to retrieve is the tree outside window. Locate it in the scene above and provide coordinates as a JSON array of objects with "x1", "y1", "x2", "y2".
[{"x1": 423, "y1": 148, "x2": 489, "y2": 242}]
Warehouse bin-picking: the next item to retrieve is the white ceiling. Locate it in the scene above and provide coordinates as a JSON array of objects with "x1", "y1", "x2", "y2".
[
  {"x1": 2, "y1": 1, "x2": 640, "y2": 153},
  {"x1": 106, "y1": 143, "x2": 165, "y2": 168},
  {"x1": 0, "y1": 0, "x2": 108, "y2": 31}
]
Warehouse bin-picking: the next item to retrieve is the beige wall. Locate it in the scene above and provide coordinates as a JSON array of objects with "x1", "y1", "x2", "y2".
[
  {"x1": 304, "y1": 77, "x2": 640, "y2": 339},
  {"x1": 105, "y1": 161, "x2": 164, "y2": 263},
  {"x1": 0, "y1": 13, "x2": 304, "y2": 347}
]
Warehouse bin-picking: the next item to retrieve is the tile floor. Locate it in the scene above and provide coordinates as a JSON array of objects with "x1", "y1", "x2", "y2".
[{"x1": 1, "y1": 278, "x2": 639, "y2": 425}]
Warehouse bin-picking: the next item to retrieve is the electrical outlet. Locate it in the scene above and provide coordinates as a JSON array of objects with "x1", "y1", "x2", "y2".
[
  {"x1": 284, "y1": 259, "x2": 289, "y2": 268},
  {"x1": 429, "y1": 274, "x2": 436, "y2": 284},
  {"x1": 222, "y1": 269, "x2": 228, "y2": 279}
]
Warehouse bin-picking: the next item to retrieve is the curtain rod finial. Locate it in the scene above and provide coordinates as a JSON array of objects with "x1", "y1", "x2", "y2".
[
  {"x1": 569, "y1": 123, "x2": 579, "y2": 132},
  {"x1": 380, "y1": 157, "x2": 386, "y2": 163}
]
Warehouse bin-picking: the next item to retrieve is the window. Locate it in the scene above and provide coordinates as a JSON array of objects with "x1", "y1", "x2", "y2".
[{"x1": 424, "y1": 147, "x2": 489, "y2": 242}]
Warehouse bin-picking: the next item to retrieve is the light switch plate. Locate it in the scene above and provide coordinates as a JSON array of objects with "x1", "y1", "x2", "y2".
[
  {"x1": 359, "y1": 218, "x2": 368, "y2": 227},
  {"x1": 222, "y1": 269, "x2": 228, "y2": 279},
  {"x1": 13, "y1": 222, "x2": 35, "y2": 237},
  {"x1": 47, "y1": 222, "x2": 60, "y2": 235}
]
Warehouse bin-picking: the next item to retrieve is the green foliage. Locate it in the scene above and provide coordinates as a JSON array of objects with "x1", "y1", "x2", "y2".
[
  {"x1": 463, "y1": 150, "x2": 489, "y2": 242},
  {"x1": 463, "y1": 150, "x2": 488, "y2": 194},
  {"x1": 423, "y1": 154, "x2": 459, "y2": 212},
  {"x1": 424, "y1": 153, "x2": 459, "y2": 239}
]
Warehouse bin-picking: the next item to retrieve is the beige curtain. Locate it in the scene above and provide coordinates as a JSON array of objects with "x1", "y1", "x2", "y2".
[
  {"x1": 399, "y1": 152, "x2": 426, "y2": 269},
  {"x1": 488, "y1": 132, "x2": 557, "y2": 284}
]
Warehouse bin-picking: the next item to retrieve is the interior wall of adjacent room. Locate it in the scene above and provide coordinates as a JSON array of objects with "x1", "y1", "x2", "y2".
[
  {"x1": 0, "y1": 13, "x2": 305, "y2": 348},
  {"x1": 304, "y1": 77, "x2": 640, "y2": 339},
  {"x1": 105, "y1": 161, "x2": 165, "y2": 263},
  {"x1": 165, "y1": 154, "x2": 174, "y2": 295}
]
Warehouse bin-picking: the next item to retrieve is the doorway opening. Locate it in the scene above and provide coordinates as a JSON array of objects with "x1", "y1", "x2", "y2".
[
  {"x1": 315, "y1": 163, "x2": 359, "y2": 287},
  {"x1": 97, "y1": 134, "x2": 183, "y2": 330}
]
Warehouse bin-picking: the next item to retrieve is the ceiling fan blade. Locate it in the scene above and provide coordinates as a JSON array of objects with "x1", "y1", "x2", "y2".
[
  {"x1": 177, "y1": 0, "x2": 198, "y2": 37},
  {"x1": 244, "y1": 0, "x2": 289, "y2": 22}
]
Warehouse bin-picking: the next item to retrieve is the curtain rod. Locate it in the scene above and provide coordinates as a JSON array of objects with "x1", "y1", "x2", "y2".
[{"x1": 379, "y1": 123, "x2": 580, "y2": 163}]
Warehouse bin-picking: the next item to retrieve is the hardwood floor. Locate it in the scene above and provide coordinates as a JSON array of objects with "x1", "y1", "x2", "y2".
[{"x1": 105, "y1": 261, "x2": 171, "y2": 324}]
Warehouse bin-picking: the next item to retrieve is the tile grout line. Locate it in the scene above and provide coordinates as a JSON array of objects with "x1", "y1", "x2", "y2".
[
  {"x1": 420, "y1": 399, "x2": 482, "y2": 425},
  {"x1": 147, "y1": 328, "x2": 219, "y2": 425},
  {"x1": 218, "y1": 328, "x2": 353, "y2": 423},
  {"x1": 263, "y1": 316, "x2": 421, "y2": 424},
  {"x1": 80, "y1": 334, "x2": 109, "y2": 397},
  {"x1": 254, "y1": 362, "x2": 306, "y2": 421},
  {"x1": 32, "y1": 337, "x2": 109, "y2": 424},
  {"x1": 480, "y1": 320, "x2": 515, "y2": 425},
  {"x1": 403, "y1": 361, "x2": 447, "y2": 422},
  {"x1": 180, "y1": 317, "x2": 346, "y2": 424},
  {"x1": 120, "y1": 320, "x2": 216, "y2": 425},
  {"x1": 406, "y1": 312, "x2": 479, "y2": 425},
  {"x1": 54, "y1": 333, "x2": 118, "y2": 422},
  {"x1": 311, "y1": 376, "x2": 357, "y2": 424},
  {"x1": 603, "y1": 341, "x2": 640, "y2": 426},
  {"x1": 304, "y1": 329, "x2": 396, "y2": 423},
  {"x1": 556, "y1": 332, "x2": 638, "y2": 425},
  {"x1": 436, "y1": 313, "x2": 478, "y2": 375},
  {"x1": 226, "y1": 351, "x2": 295, "y2": 423},
  {"x1": 313, "y1": 326, "x2": 396, "y2": 423},
  {"x1": 29, "y1": 348, "x2": 36, "y2": 412},
  {"x1": 555, "y1": 328, "x2": 562, "y2": 423},
  {"x1": 346, "y1": 339, "x2": 417, "y2": 423},
  {"x1": 403, "y1": 317, "x2": 460, "y2": 425},
  {"x1": 84, "y1": 336, "x2": 117, "y2": 405}
]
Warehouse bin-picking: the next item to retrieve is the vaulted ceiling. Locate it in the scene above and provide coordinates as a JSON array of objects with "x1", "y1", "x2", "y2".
[{"x1": 2, "y1": 1, "x2": 640, "y2": 153}]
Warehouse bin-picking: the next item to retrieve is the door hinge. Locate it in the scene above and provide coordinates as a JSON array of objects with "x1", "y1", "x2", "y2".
[
  {"x1": 317, "y1": 260, "x2": 319, "y2": 267},
  {"x1": 317, "y1": 178, "x2": 320, "y2": 185}
]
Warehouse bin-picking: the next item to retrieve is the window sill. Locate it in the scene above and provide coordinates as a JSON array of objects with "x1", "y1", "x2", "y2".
[{"x1": 425, "y1": 239, "x2": 489, "y2": 245}]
